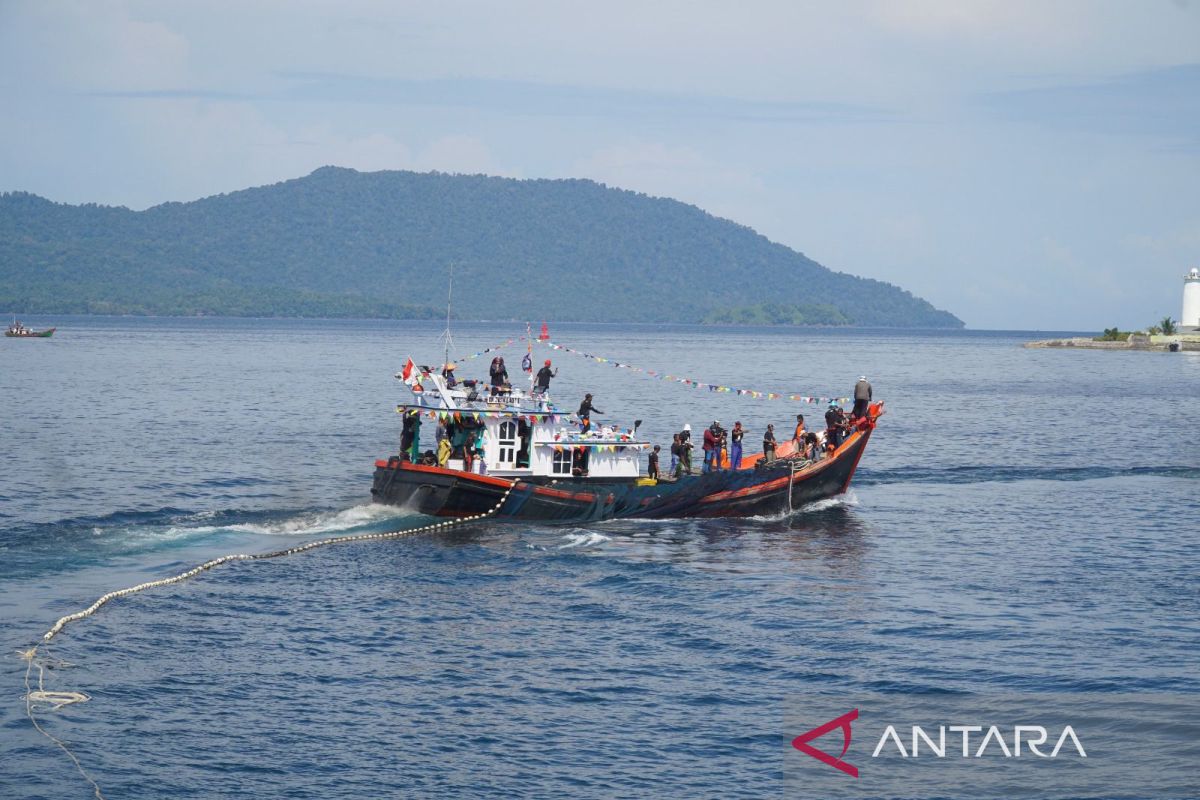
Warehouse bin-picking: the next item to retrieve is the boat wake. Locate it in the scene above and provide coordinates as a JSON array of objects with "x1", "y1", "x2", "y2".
[
  {"x1": 748, "y1": 490, "x2": 860, "y2": 523},
  {"x1": 2, "y1": 504, "x2": 430, "y2": 579},
  {"x1": 183, "y1": 503, "x2": 421, "y2": 537},
  {"x1": 557, "y1": 531, "x2": 613, "y2": 549}
]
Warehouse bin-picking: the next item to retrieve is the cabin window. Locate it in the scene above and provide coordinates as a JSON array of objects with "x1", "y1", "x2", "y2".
[
  {"x1": 552, "y1": 448, "x2": 573, "y2": 475},
  {"x1": 497, "y1": 420, "x2": 517, "y2": 465}
]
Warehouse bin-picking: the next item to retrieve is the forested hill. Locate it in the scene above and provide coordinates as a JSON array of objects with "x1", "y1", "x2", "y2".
[{"x1": 0, "y1": 167, "x2": 962, "y2": 327}]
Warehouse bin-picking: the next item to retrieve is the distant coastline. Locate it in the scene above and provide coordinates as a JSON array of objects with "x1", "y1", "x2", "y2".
[
  {"x1": 1025, "y1": 334, "x2": 1200, "y2": 352},
  {"x1": 0, "y1": 167, "x2": 963, "y2": 329}
]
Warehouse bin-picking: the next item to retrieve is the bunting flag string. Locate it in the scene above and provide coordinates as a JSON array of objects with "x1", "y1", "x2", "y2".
[
  {"x1": 397, "y1": 406, "x2": 567, "y2": 426},
  {"x1": 452, "y1": 337, "x2": 519, "y2": 363},
  {"x1": 412, "y1": 330, "x2": 849, "y2": 405},
  {"x1": 534, "y1": 338, "x2": 851, "y2": 405}
]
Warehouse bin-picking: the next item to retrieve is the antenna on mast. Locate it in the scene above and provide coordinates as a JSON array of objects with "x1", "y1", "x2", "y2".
[{"x1": 437, "y1": 263, "x2": 456, "y2": 366}]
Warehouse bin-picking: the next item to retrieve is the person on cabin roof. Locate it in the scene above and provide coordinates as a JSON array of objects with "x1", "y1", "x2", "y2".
[
  {"x1": 489, "y1": 357, "x2": 510, "y2": 391},
  {"x1": 577, "y1": 393, "x2": 601, "y2": 433},
  {"x1": 852, "y1": 376, "x2": 872, "y2": 419},
  {"x1": 442, "y1": 363, "x2": 458, "y2": 388},
  {"x1": 647, "y1": 445, "x2": 660, "y2": 480},
  {"x1": 730, "y1": 422, "x2": 744, "y2": 470},
  {"x1": 535, "y1": 359, "x2": 557, "y2": 394},
  {"x1": 763, "y1": 424, "x2": 777, "y2": 464}
]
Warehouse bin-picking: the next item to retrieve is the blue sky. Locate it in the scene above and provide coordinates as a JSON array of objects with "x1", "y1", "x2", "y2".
[{"x1": 1, "y1": 0, "x2": 1197, "y2": 329}]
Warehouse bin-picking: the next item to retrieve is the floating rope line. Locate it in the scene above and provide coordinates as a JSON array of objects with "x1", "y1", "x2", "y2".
[{"x1": 22, "y1": 479, "x2": 519, "y2": 800}]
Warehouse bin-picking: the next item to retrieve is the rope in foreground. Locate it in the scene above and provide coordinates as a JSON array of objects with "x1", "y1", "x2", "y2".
[{"x1": 22, "y1": 479, "x2": 518, "y2": 800}]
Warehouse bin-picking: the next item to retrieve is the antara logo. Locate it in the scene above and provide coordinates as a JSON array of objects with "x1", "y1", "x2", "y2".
[
  {"x1": 792, "y1": 710, "x2": 1088, "y2": 778},
  {"x1": 792, "y1": 709, "x2": 859, "y2": 777},
  {"x1": 872, "y1": 725, "x2": 1087, "y2": 758}
]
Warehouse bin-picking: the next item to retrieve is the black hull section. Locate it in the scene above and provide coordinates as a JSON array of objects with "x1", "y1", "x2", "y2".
[{"x1": 372, "y1": 427, "x2": 873, "y2": 524}]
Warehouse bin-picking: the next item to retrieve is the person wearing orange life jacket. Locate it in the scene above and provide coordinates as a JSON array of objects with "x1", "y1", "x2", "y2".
[{"x1": 791, "y1": 414, "x2": 806, "y2": 453}]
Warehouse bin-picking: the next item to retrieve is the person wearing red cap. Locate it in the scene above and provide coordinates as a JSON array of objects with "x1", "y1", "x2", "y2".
[{"x1": 534, "y1": 359, "x2": 557, "y2": 395}]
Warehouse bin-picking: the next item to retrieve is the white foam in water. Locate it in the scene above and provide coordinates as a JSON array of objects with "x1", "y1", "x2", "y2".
[
  {"x1": 747, "y1": 490, "x2": 859, "y2": 522},
  {"x1": 557, "y1": 531, "x2": 612, "y2": 549},
  {"x1": 160, "y1": 503, "x2": 420, "y2": 539},
  {"x1": 225, "y1": 503, "x2": 418, "y2": 536}
]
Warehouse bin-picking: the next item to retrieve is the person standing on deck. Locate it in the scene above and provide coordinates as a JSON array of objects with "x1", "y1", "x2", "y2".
[
  {"x1": 825, "y1": 402, "x2": 847, "y2": 450},
  {"x1": 647, "y1": 445, "x2": 660, "y2": 480},
  {"x1": 852, "y1": 376, "x2": 872, "y2": 419},
  {"x1": 678, "y1": 423, "x2": 694, "y2": 475},
  {"x1": 791, "y1": 414, "x2": 806, "y2": 452},
  {"x1": 400, "y1": 411, "x2": 421, "y2": 462},
  {"x1": 534, "y1": 360, "x2": 557, "y2": 395},
  {"x1": 730, "y1": 422, "x2": 744, "y2": 470},
  {"x1": 669, "y1": 434, "x2": 682, "y2": 476},
  {"x1": 702, "y1": 421, "x2": 720, "y2": 473},
  {"x1": 803, "y1": 430, "x2": 821, "y2": 461},
  {"x1": 763, "y1": 424, "x2": 777, "y2": 464},
  {"x1": 577, "y1": 393, "x2": 601, "y2": 433}
]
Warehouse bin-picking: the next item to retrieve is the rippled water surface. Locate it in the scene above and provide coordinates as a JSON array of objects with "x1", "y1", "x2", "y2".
[{"x1": 1, "y1": 318, "x2": 1198, "y2": 798}]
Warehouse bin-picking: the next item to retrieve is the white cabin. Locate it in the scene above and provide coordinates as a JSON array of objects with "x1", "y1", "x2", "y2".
[{"x1": 397, "y1": 364, "x2": 650, "y2": 479}]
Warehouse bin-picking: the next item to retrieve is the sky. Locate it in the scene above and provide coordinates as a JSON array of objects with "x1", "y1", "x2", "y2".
[{"x1": 1, "y1": 1, "x2": 1198, "y2": 330}]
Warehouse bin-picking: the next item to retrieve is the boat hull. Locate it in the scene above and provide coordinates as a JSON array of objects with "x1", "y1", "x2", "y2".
[
  {"x1": 371, "y1": 425, "x2": 873, "y2": 523},
  {"x1": 5, "y1": 327, "x2": 55, "y2": 338}
]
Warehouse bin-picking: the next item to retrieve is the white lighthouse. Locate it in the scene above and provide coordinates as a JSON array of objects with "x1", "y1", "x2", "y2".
[{"x1": 1184, "y1": 267, "x2": 1200, "y2": 331}]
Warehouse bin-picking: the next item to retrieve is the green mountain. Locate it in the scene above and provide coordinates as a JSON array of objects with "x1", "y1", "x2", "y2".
[{"x1": 0, "y1": 167, "x2": 962, "y2": 327}]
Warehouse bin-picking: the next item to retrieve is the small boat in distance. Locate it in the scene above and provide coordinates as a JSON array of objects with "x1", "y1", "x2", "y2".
[{"x1": 6, "y1": 319, "x2": 55, "y2": 338}]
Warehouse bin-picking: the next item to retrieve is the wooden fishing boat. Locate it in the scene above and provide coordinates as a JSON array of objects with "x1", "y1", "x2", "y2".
[
  {"x1": 371, "y1": 358, "x2": 882, "y2": 522},
  {"x1": 5, "y1": 320, "x2": 55, "y2": 338}
]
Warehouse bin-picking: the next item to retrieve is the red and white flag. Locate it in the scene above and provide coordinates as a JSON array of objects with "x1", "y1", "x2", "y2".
[{"x1": 400, "y1": 357, "x2": 416, "y2": 384}]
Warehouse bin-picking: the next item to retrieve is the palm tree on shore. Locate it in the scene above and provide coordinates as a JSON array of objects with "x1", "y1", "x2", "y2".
[{"x1": 1161, "y1": 317, "x2": 1177, "y2": 335}]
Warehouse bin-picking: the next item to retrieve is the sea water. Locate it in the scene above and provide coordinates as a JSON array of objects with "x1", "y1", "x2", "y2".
[{"x1": 1, "y1": 317, "x2": 1198, "y2": 798}]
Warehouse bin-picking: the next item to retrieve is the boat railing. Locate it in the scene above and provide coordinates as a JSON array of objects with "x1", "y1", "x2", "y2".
[{"x1": 404, "y1": 372, "x2": 565, "y2": 416}]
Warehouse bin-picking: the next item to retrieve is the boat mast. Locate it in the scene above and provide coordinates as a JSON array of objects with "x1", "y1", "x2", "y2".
[{"x1": 437, "y1": 263, "x2": 456, "y2": 366}]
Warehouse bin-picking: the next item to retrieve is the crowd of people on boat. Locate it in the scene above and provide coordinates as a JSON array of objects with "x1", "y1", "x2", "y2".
[
  {"x1": 656, "y1": 375, "x2": 872, "y2": 479},
  {"x1": 399, "y1": 356, "x2": 873, "y2": 481}
]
